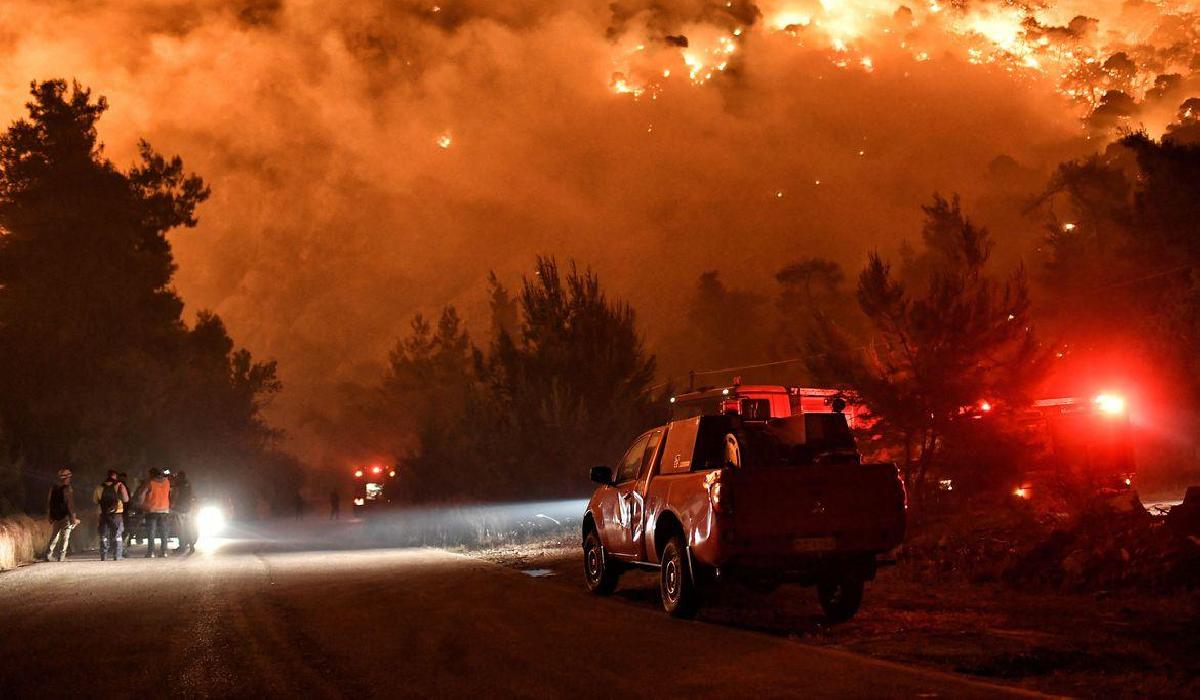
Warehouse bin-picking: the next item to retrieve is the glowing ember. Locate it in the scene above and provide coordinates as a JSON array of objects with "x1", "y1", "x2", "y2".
[{"x1": 610, "y1": 73, "x2": 644, "y2": 97}]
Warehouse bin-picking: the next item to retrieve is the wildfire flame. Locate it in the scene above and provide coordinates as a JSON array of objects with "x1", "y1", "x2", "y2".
[{"x1": 606, "y1": 0, "x2": 1200, "y2": 135}]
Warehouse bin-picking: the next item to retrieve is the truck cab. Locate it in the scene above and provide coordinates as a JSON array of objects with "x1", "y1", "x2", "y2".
[{"x1": 582, "y1": 409, "x2": 905, "y2": 621}]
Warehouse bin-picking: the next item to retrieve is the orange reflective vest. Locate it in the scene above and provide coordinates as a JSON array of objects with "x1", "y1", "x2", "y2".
[{"x1": 143, "y1": 478, "x2": 171, "y2": 513}]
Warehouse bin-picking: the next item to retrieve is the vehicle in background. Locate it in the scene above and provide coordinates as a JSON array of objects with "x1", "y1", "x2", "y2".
[
  {"x1": 672, "y1": 382, "x2": 1138, "y2": 503},
  {"x1": 1012, "y1": 393, "x2": 1136, "y2": 500},
  {"x1": 582, "y1": 411, "x2": 906, "y2": 622},
  {"x1": 353, "y1": 464, "x2": 398, "y2": 516}
]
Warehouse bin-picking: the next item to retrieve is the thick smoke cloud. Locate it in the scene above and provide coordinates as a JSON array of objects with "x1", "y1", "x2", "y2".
[{"x1": 1, "y1": 1, "x2": 1196, "y2": 465}]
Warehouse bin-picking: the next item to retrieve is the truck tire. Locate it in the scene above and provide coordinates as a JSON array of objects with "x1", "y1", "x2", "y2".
[
  {"x1": 583, "y1": 529, "x2": 620, "y2": 595},
  {"x1": 817, "y1": 574, "x2": 864, "y2": 623},
  {"x1": 660, "y1": 536, "x2": 700, "y2": 618}
]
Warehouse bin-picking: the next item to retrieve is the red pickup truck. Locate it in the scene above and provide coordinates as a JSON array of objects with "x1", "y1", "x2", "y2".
[{"x1": 582, "y1": 412, "x2": 906, "y2": 621}]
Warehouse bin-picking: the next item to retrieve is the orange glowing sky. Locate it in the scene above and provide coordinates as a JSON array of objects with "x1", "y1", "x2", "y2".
[{"x1": 1, "y1": 1, "x2": 1197, "y2": 458}]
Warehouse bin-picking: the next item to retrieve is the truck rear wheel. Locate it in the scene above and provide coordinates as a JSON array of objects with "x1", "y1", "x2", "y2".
[
  {"x1": 817, "y1": 574, "x2": 864, "y2": 623},
  {"x1": 583, "y1": 529, "x2": 620, "y2": 595},
  {"x1": 660, "y1": 536, "x2": 700, "y2": 618}
]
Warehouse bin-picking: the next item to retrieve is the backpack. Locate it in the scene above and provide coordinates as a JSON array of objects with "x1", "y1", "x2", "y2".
[{"x1": 99, "y1": 481, "x2": 121, "y2": 514}]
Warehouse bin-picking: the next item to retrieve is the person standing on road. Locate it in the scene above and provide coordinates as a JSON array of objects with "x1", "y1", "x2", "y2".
[
  {"x1": 93, "y1": 470, "x2": 130, "y2": 561},
  {"x1": 329, "y1": 490, "x2": 340, "y2": 520},
  {"x1": 117, "y1": 472, "x2": 135, "y2": 548},
  {"x1": 126, "y1": 470, "x2": 152, "y2": 548},
  {"x1": 171, "y1": 470, "x2": 197, "y2": 555},
  {"x1": 140, "y1": 468, "x2": 172, "y2": 558},
  {"x1": 42, "y1": 468, "x2": 79, "y2": 562}
]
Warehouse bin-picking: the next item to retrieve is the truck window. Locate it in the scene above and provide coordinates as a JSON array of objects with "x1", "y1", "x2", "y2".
[
  {"x1": 638, "y1": 430, "x2": 664, "y2": 479},
  {"x1": 740, "y1": 398, "x2": 771, "y2": 420},
  {"x1": 692, "y1": 415, "x2": 736, "y2": 471},
  {"x1": 736, "y1": 414, "x2": 858, "y2": 467},
  {"x1": 671, "y1": 397, "x2": 721, "y2": 420},
  {"x1": 615, "y1": 435, "x2": 650, "y2": 483}
]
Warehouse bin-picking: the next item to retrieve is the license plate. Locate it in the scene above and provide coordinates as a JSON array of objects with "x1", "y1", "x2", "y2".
[{"x1": 793, "y1": 537, "x2": 837, "y2": 552}]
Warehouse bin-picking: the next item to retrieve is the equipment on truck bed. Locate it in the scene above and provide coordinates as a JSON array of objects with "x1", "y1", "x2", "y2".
[{"x1": 668, "y1": 381, "x2": 867, "y2": 427}]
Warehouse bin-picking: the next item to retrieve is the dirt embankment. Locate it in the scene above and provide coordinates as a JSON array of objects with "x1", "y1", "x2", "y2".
[{"x1": 0, "y1": 515, "x2": 50, "y2": 571}]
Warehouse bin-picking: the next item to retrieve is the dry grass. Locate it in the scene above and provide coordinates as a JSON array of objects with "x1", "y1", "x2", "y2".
[{"x1": 0, "y1": 515, "x2": 51, "y2": 571}]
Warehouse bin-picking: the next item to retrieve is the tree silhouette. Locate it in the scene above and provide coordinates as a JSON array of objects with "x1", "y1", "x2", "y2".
[
  {"x1": 807, "y1": 196, "x2": 1045, "y2": 506},
  {"x1": 374, "y1": 258, "x2": 658, "y2": 502},
  {"x1": 0, "y1": 80, "x2": 287, "y2": 513}
]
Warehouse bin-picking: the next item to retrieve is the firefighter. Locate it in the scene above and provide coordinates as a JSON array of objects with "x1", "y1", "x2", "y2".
[
  {"x1": 42, "y1": 468, "x2": 79, "y2": 562},
  {"x1": 117, "y1": 472, "x2": 135, "y2": 548},
  {"x1": 171, "y1": 470, "x2": 197, "y2": 555},
  {"x1": 93, "y1": 470, "x2": 130, "y2": 561},
  {"x1": 124, "y1": 471, "x2": 149, "y2": 550},
  {"x1": 140, "y1": 468, "x2": 172, "y2": 558}
]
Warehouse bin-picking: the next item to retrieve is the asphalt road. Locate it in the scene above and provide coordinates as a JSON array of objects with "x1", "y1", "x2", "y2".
[{"x1": 0, "y1": 524, "x2": 1039, "y2": 699}]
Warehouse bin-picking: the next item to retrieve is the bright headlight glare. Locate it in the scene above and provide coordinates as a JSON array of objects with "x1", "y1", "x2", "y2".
[{"x1": 196, "y1": 505, "x2": 226, "y2": 539}]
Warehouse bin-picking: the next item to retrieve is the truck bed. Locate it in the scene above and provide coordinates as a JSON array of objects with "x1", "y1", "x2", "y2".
[{"x1": 708, "y1": 462, "x2": 906, "y2": 569}]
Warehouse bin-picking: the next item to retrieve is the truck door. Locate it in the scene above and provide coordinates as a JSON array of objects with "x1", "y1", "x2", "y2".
[{"x1": 610, "y1": 429, "x2": 663, "y2": 561}]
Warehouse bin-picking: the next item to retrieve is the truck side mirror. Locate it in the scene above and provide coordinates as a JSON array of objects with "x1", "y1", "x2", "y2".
[{"x1": 590, "y1": 466, "x2": 613, "y2": 485}]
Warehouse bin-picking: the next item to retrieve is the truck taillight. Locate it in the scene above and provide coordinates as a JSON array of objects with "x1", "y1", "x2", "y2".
[{"x1": 705, "y1": 471, "x2": 732, "y2": 513}]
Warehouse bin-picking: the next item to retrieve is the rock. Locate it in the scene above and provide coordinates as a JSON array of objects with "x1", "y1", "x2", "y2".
[{"x1": 1166, "y1": 486, "x2": 1200, "y2": 538}]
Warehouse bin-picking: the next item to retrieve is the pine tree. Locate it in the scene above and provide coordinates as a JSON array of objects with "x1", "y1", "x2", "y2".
[{"x1": 807, "y1": 196, "x2": 1045, "y2": 506}]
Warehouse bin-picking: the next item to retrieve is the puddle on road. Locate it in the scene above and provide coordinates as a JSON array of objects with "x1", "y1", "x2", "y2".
[{"x1": 521, "y1": 568, "x2": 556, "y2": 578}]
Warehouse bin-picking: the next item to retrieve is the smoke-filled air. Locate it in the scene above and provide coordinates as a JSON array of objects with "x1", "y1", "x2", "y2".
[
  {"x1": 8, "y1": 5, "x2": 1200, "y2": 693},
  {"x1": 2, "y1": 0, "x2": 1199, "y2": 473}
]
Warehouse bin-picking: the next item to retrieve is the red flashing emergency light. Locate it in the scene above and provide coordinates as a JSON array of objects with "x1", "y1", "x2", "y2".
[{"x1": 1093, "y1": 393, "x2": 1126, "y2": 416}]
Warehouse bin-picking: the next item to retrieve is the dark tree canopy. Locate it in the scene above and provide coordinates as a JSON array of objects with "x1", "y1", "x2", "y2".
[
  {"x1": 373, "y1": 257, "x2": 659, "y2": 502},
  {"x1": 806, "y1": 195, "x2": 1045, "y2": 504},
  {"x1": 0, "y1": 80, "x2": 290, "y2": 514},
  {"x1": 1037, "y1": 133, "x2": 1200, "y2": 406}
]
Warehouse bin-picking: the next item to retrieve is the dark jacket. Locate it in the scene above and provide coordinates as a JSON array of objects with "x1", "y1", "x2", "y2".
[
  {"x1": 171, "y1": 479, "x2": 195, "y2": 514},
  {"x1": 47, "y1": 484, "x2": 76, "y2": 521}
]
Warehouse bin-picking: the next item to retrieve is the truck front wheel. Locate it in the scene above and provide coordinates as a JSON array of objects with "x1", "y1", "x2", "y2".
[
  {"x1": 817, "y1": 574, "x2": 864, "y2": 623},
  {"x1": 660, "y1": 536, "x2": 700, "y2": 618},
  {"x1": 583, "y1": 529, "x2": 620, "y2": 595}
]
